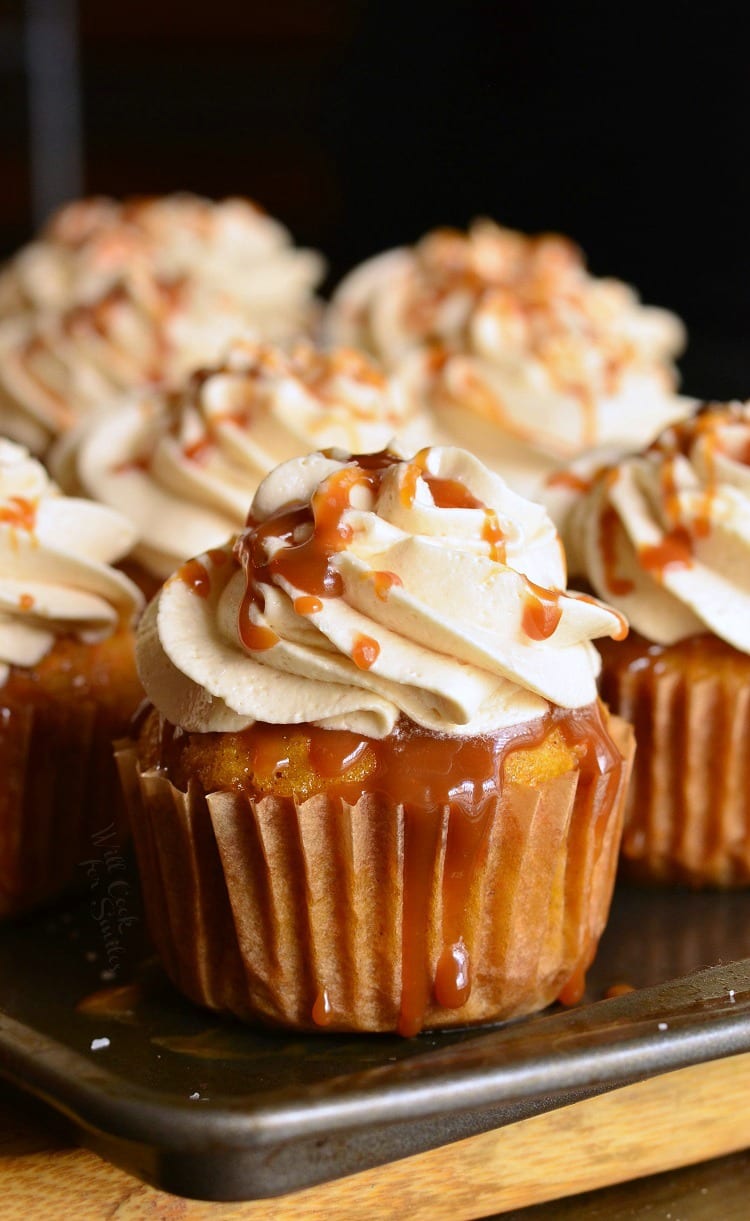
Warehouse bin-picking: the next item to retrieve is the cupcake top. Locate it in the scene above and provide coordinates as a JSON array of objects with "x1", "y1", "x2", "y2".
[
  {"x1": 136, "y1": 444, "x2": 627, "y2": 739},
  {"x1": 327, "y1": 221, "x2": 689, "y2": 494},
  {"x1": 0, "y1": 194, "x2": 324, "y2": 452},
  {"x1": 53, "y1": 340, "x2": 435, "y2": 580},
  {"x1": 0, "y1": 439, "x2": 143, "y2": 686},
  {"x1": 0, "y1": 193, "x2": 324, "y2": 323},
  {"x1": 560, "y1": 402, "x2": 750, "y2": 650}
]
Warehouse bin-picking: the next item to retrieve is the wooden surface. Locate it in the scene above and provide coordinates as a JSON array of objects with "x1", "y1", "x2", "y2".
[
  {"x1": 504, "y1": 1149, "x2": 750, "y2": 1219},
  {"x1": 1, "y1": 1051, "x2": 750, "y2": 1219}
]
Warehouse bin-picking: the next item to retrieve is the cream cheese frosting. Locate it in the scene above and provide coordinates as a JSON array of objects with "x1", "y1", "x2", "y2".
[
  {"x1": 53, "y1": 340, "x2": 436, "y2": 580},
  {"x1": 327, "y1": 221, "x2": 691, "y2": 497},
  {"x1": 136, "y1": 444, "x2": 627, "y2": 739},
  {"x1": 0, "y1": 439, "x2": 143, "y2": 686},
  {"x1": 0, "y1": 194, "x2": 325, "y2": 452},
  {"x1": 560, "y1": 402, "x2": 750, "y2": 649}
]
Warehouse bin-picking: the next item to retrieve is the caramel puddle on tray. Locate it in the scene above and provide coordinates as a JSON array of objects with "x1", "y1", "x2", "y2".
[{"x1": 75, "y1": 982, "x2": 144, "y2": 1024}]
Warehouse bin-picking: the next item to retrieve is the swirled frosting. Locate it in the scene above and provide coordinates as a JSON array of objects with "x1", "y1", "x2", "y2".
[
  {"x1": 0, "y1": 194, "x2": 324, "y2": 452},
  {"x1": 136, "y1": 445, "x2": 627, "y2": 739},
  {"x1": 327, "y1": 221, "x2": 690, "y2": 495},
  {"x1": 53, "y1": 341, "x2": 436, "y2": 580},
  {"x1": 561, "y1": 402, "x2": 750, "y2": 649},
  {"x1": 0, "y1": 439, "x2": 143, "y2": 686}
]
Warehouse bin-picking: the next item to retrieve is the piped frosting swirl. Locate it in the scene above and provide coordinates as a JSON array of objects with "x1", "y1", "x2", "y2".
[
  {"x1": 560, "y1": 402, "x2": 750, "y2": 649},
  {"x1": 136, "y1": 444, "x2": 626, "y2": 739},
  {"x1": 327, "y1": 221, "x2": 689, "y2": 494},
  {"x1": 0, "y1": 439, "x2": 143, "y2": 686},
  {"x1": 0, "y1": 194, "x2": 324, "y2": 451}
]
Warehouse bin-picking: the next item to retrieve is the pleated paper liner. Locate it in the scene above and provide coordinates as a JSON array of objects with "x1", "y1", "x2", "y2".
[
  {"x1": 0, "y1": 630, "x2": 142, "y2": 918},
  {"x1": 116, "y1": 715, "x2": 633, "y2": 1035},
  {"x1": 599, "y1": 632, "x2": 750, "y2": 888},
  {"x1": 0, "y1": 696, "x2": 132, "y2": 918}
]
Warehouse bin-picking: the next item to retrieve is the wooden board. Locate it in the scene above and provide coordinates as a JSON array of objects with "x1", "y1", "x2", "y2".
[{"x1": 2, "y1": 1050, "x2": 750, "y2": 1219}]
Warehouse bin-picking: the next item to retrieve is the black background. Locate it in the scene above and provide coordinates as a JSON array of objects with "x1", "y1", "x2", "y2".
[{"x1": 1, "y1": 0, "x2": 749, "y2": 397}]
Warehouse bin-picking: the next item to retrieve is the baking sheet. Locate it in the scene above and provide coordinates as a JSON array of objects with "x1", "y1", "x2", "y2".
[{"x1": 1, "y1": 861, "x2": 750, "y2": 1202}]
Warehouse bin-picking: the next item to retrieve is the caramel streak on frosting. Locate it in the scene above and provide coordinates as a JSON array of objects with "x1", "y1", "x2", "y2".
[
  {"x1": 562, "y1": 402, "x2": 750, "y2": 650},
  {"x1": 136, "y1": 445, "x2": 626, "y2": 738},
  {"x1": 53, "y1": 340, "x2": 436, "y2": 579},
  {"x1": 0, "y1": 439, "x2": 142, "y2": 685}
]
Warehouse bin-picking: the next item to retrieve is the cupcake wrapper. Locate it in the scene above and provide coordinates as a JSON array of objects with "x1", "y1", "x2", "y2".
[
  {"x1": 0, "y1": 699, "x2": 131, "y2": 917},
  {"x1": 602, "y1": 660, "x2": 750, "y2": 887},
  {"x1": 116, "y1": 716, "x2": 633, "y2": 1034}
]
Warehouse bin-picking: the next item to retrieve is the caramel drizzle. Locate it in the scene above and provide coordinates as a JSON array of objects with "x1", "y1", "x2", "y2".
[
  {"x1": 598, "y1": 505, "x2": 634, "y2": 597},
  {"x1": 371, "y1": 570, "x2": 403, "y2": 601},
  {"x1": 0, "y1": 496, "x2": 37, "y2": 532},
  {"x1": 232, "y1": 449, "x2": 520, "y2": 661},
  {"x1": 351, "y1": 633, "x2": 380, "y2": 670},
  {"x1": 175, "y1": 557, "x2": 211, "y2": 598},
  {"x1": 521, "y1": 579, "x2": 563, "y2": 640}
]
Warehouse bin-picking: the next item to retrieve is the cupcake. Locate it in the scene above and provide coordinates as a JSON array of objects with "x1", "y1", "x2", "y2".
[
  {"x1": 560, "y1": 402, "x2": 750, "y2": 886},
  {"x1": 52, "y1": 339, "x2": 435, "y2": 587},
  {"x1": 117, "y1": 444, "x2": 633, "y2": 1034},
  {"x1": 0, "y1": 440, "x2": 143, "y2": 916},
  {"x1": 327, "y1": 220, "x2": 691, "y2": 498},
  {"x1": 0, "y1": 194, "x2": 324, "y2": 454}
]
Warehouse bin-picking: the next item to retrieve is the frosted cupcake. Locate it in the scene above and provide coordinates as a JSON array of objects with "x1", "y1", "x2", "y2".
[
  {"x1": 117, "y1": 444, "x2": 633, "y2": 1034},
  {"x1": 0, "y1": 440, "x2": 143, "y2": 916},
  {"x1": 52, "y1": 340, "x2": 435, "y2": 586},
  {"x1": 327, "y1": 220, "x2": 690, "y2": 498},
  {"x1": 561, "y1": 402, "x2": 750, "y2": 886},
  {"x1": 0, "y1": 194, "x2": 324, "y2": 453}
]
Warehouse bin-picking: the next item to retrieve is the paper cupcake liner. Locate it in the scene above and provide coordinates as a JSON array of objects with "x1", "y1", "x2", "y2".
[
  {"x1": 601, "y1": 647, "x2": 750, "y2": 887},
  {"x1": 116, "y1": 716, "x2": 633, "y2": 1034},
  {"x1": 0, "y1": 696, "x2": 132, "y2": 917}
]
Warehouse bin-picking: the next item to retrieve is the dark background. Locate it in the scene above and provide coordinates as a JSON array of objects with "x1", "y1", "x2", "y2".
[{"x1": 1, "y1": 0, "x2": 748, "y2": 397}]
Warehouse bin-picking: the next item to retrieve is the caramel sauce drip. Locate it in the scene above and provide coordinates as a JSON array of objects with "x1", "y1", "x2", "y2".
[
  {"x1": 482, "y1": 510, "x2": 507, "y2": 563},
  {"x1": 639, "y1": 526, "x2": 693, "y2": 577},
  {"x1": 153, "y1": 702, "x2": 620, "y2": 1036},
  {"x1": 182, "y1": 435, "x2": 212, "y2": 464},
  {"x1": 423, "y1": 474, "x2": 484, "y2": 510},
  {"x1": 569, "y1": 590, "x2": 628, "y2": 641},
  {"x1": 0, "y1": 496, "x2": 37, "y2": 532},
  {"x1": 521, "y1": 579, "x2": 563, "y2": 640},
  {"x1": 175, "y1": 557, "x2": 211, "y2": 598},
  {"x1": 113, "y1": 454, "x2": 152, "y2": 475},
  {"x1": 351, "y1": 633, "x2": 380, "y2": 670},
  {"x1": 599, "y1": 506, "x2": 634, "y2": 597},
  {"x1": 604, "y1": 982, "x2": 636, "y2": 999},
  {"x1": 312, "y1": 987, "x2": 333, "y2": 1027},
  {"x1": 371, "y1": 570, "x2": 403, "y2": 600},
  {"x1": 545, "y1": 469, "x2": 594, "y2": 493},
  {"x1": 557, "y1": 961, "x2": 587, "y2": 1006},
  {"x1": 399, "y1": 460, "x2": 423, "y2": 508},
  {"x1": 294, "y1": 595, "x2": 323, "y2": 616},
  {"x1": 238, "y1": 583, "x2": 279, "y2": 651}
]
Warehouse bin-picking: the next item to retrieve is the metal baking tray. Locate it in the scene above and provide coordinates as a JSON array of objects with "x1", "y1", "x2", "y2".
[{"x1": 1, "y1": 860, "x2": 750, "y2": 1203}]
